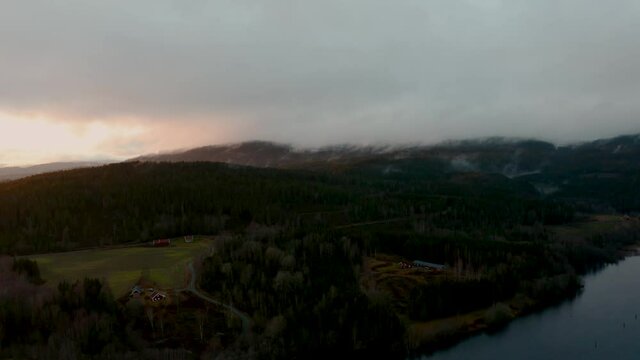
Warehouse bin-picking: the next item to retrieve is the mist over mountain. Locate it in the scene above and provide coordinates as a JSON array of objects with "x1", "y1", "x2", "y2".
[
  {"x1": 4, "y1": 1, "x2": 640, "y2": 358},
  {"x1": 129, "y1": 134, "x2": 640, "y2": 213},
  {"x1": 131, "y1": 133, "x2": 640, "y2": 174},
  {"x1": 1, "y1": 133, "x2": 639, "y2": 358}
]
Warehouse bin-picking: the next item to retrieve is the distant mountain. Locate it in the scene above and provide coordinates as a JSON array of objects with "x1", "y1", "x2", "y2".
[
  {"x1": 131, "y1": 134, "x2": 640, "y2": 212},
  {"x1": 1, "y1": 134, "x2": 639, "y2": 254},
  {"x1": 0, "y1": 162, "x2": 107, "y2": 182},
  {"x1": 130, "y1": 134, "x2": 640, "y2": 175},
  {"x1": 130, "y1": 140, "x2": 405, "y2": 170}
]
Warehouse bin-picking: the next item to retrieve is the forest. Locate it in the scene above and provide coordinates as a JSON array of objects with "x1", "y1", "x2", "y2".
[
  {"x1": 0, "y1": 160, "x2": 639, "y2": 358},
  {"x1": 0, "y1": 161, "x2": 576, "y2": 255}
]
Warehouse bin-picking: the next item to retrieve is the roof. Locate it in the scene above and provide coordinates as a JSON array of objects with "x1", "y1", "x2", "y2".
[
  {"x1": 151, "y1": 292, "x2": 167, "y2": 302},
  {"x1": 413, "y1": 260, "x2": 446, "y2": 270},
  {"x1": 130, "y1": 285, "x2": 144, "y2": 295}
]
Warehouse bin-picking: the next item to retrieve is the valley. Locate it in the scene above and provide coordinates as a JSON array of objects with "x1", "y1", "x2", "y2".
[{"x1": 1, "y1": 134, "x2": 639, "y2": 358}]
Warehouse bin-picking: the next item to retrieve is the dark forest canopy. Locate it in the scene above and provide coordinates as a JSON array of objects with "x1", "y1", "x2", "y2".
[
  {"x1": 0, "y1": 155, "x2": 639, "y2": 358},
  {"x1": 0, "y1": 161, "x2": 579, "y2": 255},
  {"x1": 130, "y1": 134, "x2": 640, "y2": 212}
]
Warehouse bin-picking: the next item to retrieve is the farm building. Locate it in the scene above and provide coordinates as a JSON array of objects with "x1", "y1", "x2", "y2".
[
  {"x1": 130, "y1": 285, "x2": 144, "y2": 297},
  {"x1": 151, "y1": 291, "x2": 167, "y2": 302},
  {"x1": 152, "y1": 239, "x2": 171, "y2": 247},
  {"x1": 413, "y1": 260, "x2": 446, "y2": 270}
]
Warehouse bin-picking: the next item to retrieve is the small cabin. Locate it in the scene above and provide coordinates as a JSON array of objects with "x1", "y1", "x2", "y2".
[
  {"x1": 152, "y1": 239, "x2": 171, "y2": 247},
  {"x1": 130, "y1": 285, "x2": 144, "y2": 297},
  {"x1": 151, "y1": 291, "x2": 167, "y2": 302},
  {"x1": 413, "y1": 260, "x2": 446, "y2": 271}
]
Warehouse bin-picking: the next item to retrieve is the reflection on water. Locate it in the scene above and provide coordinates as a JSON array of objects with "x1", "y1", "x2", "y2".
[{"x1": 423, "y1": 256, "x2": 640, "y2": 360}]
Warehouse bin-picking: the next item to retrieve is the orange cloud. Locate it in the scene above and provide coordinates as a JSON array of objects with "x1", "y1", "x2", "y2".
[
  {"x1": 0, "y1": 112, "x2": 143, "y2": 165},
  {"x1": 0, "y1": 111, "x2": 239, "y2": 166}
]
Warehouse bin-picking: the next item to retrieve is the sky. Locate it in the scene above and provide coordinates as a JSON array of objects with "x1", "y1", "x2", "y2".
[{"x1": 1, "y1": 0, "x2": 640, "y2": 166}]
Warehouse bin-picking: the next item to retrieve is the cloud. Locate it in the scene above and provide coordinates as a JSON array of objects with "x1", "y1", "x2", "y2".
[
  {"x1": 0, "y1": 113, "x2": 147, "y2": 164},
  {"x1": 1, "y1": 0, "x2": 640, "y2": 163}
]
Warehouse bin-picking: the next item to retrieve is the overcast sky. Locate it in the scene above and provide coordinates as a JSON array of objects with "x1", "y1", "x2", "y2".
[{"x1": 2, "y1": 0, "x2": 640, "y2": 165}]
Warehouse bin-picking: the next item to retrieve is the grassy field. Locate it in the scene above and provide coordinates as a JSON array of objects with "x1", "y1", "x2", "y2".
[
  {"x1": 361, "y1": 254, "x2": 448, "y2": 313},
  {"x1": 550, "y1": 214, "x2": 634, "y2": 243},
  {"x1": 23, "y1": 237, "x2": 213, "y2": 296}
]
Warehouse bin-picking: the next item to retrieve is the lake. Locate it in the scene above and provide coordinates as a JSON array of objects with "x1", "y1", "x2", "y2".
[{"x1": 422, "y1": 255, "x2": 640, "y2": 360}]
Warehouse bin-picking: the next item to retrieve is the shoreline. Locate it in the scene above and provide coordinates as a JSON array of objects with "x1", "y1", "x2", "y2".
[
  {"x1": 406, "y1": 294, "x2": 544, "y2": 358},
  {"x1": 406, "y1": 249, "x2": 640, "y2": 358},
  {"x1": 406, "y1": 217, "x2": 640, "y2": 358}
]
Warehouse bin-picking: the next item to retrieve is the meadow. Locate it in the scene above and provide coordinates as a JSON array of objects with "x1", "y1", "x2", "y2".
[{"x1": 23, "y1": 237, "x2": 213, "y2": 296}]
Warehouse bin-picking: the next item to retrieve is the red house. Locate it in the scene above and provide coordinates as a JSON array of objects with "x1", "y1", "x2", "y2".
[{"x1": 152, "y1": 239, "x2": 171, "y2": 247}]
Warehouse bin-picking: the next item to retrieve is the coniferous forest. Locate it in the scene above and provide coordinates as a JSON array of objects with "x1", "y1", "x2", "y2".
[
  {"x1": 4, "y1": 1, "x2": 640, "y2": 358},
  {"x1": 0, "y1": 158, "x2": 639, "y2": 359}
]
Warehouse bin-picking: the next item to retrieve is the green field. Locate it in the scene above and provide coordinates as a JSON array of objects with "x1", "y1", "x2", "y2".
[
  {"x1": 23, "y1": 237, "x2": 212, "y2": 296},
  {"x1": 550, "y1": 214, "x2": 630, "y2": 241}
]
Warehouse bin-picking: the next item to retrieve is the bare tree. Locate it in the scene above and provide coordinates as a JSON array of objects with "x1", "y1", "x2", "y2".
[
  {"x1": 195, "y1": 310, "x2": 205, "y2": 342},
  {"x1": 195, "y1": 306, "x2": 210, "y2": 342},
  {"x1": 158, "y1": 309, "x2": 165, "y2": 338},
  {"x1": 145, "y1": 306, "x2": 155, "y2": 335}
]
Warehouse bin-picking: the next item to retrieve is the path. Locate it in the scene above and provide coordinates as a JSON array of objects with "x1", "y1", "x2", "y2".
[
  {"x1": 183, "y1": 262, "x2": 252, "y2": 335},
  {"x1": 332, "y1": 216, "x2": 415, "y2": 229}
]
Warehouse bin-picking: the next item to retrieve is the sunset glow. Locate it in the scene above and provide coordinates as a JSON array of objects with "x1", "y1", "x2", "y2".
[
  {"x1": 0, "y1": 111, "x2": 238, "y2": 166},
  {"x1": 1, "y1": 0, "x2": 639, "y2": 166},
  {"x1": 0, "y1": 112, "x2": 146, "y2": 166},
  {"x1": 2, "y1": 1, "x2": 640, "y2": 358}
]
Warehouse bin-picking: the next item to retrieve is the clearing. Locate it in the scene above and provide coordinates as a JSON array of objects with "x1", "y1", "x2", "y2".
[{"x1": 23, "y1": 237, "x2": 212, "y2": 296}]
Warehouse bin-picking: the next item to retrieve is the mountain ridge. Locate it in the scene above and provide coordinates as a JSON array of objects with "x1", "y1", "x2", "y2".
[
  {"x1": 0, "y1": 161, "x2": 108, "y2": 182},
  {"x1": 128, "y1": 133, "x2": 640, "y2": 173}
]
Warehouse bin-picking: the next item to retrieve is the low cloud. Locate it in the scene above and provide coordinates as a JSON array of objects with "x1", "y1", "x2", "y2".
[{"x1": 1, "y1": 0, "x2": 640, "y2": 164}]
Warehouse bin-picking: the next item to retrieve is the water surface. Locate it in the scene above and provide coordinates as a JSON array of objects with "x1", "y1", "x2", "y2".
[{"x1": 424, "y1": 256, "x2": 640, "y2": 360}]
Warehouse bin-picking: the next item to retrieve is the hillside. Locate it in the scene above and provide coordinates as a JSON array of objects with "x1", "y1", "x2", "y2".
[
  {"x1": 0, "y1": 161, "x2": 560, "y2": 254},
  {"x1": 130, "y1": 141, "x2": 403, "y2": 169},
  {"x1": 130, "y1": 135, "x2": 640, "y2": 175},
  {"x1": 0, "y1": 161, "x2": 107, "y2": 181},
  {"x1": 1, "y1": 149, "x2": 639, "y2": 358},
  {"x1": 2, "y1": 134, "x2": 639, "y2": 255},
  {"x1": 131, "y1": 134, "x2": 640, "y2": 212}
]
